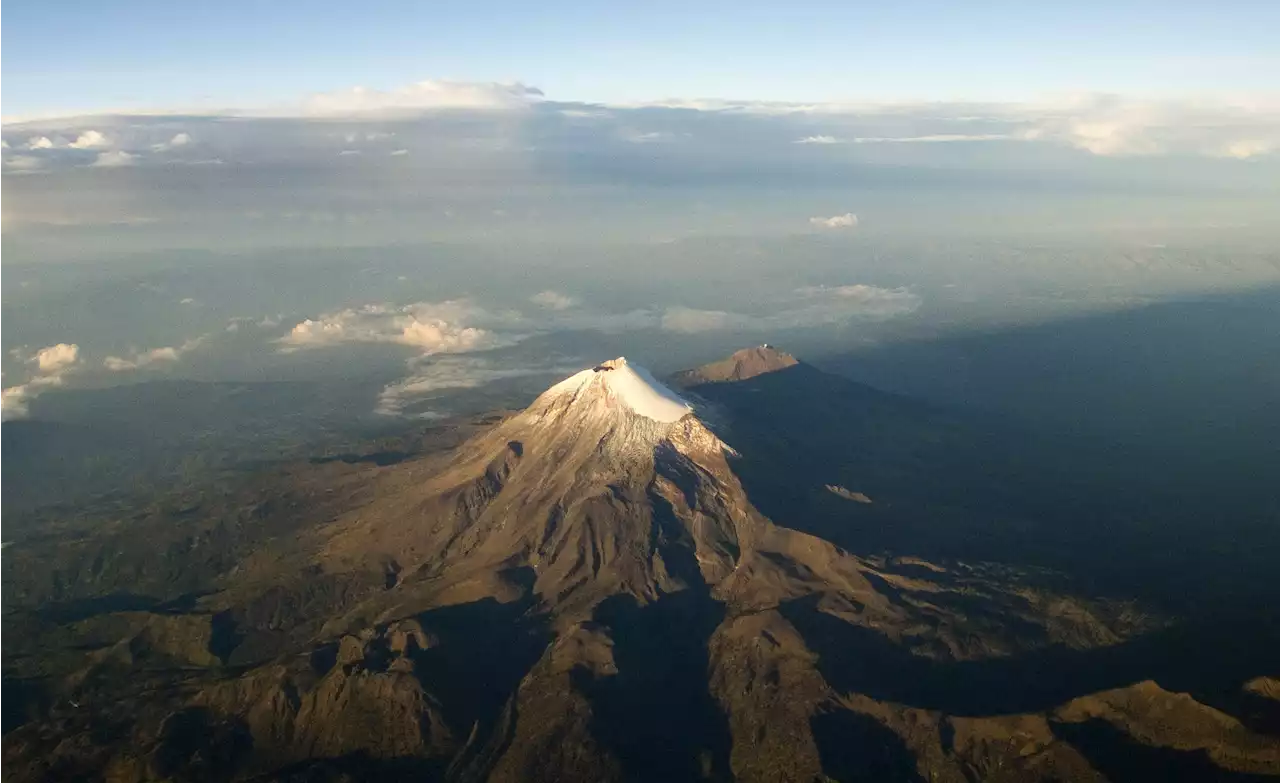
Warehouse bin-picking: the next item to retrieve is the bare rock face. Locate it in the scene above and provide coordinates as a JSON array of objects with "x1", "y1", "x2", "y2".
[
  {"x1": 670, "y1": 344, "x2": 800, "y2": 387},
  {"x1": 4, "y1": 350, "x2": 1277, "y2": 783}
]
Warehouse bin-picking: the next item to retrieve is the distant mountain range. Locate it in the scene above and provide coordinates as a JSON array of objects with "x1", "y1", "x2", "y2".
[{"x1": 3, "y1": 348, "x2": 1277, "y2": 782}]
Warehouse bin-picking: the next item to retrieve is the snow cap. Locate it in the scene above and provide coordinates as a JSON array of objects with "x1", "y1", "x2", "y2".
[{"x1": 545, "y1": 357, "x2": 692, "y2": 423}]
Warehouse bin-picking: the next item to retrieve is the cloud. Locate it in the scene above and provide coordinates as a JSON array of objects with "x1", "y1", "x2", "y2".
[
  {"x1": 658, "y1": 284, "x2": 920, "y2": 334},
  {"x1": 791, "y1": 284, "x2": 921, "y2": 318},
  {"x1": 620, "y1": 130, "x2": 676, "y2": 144},
  {"x1": 278, "y1": 300, "x2": 506, "y2": 355},
  {"x1": 179, "y1": 297, "x2": 197, "y2": 305},
  {"x1": 374, "y1": 355, "x2": 579, "y2": 417},
  {"x1": 661, "y1": 307, "x2": 736, "y2": 333},
  {"x1": 33, "y1": 343, "x2": 81, "y2": 373},
  {"x1": 3, "y1": 155, "x2": 45, "y2": 172},
  {"x1": 338, "y1": 149, "x2": 362, "y2": 156},
  {"x1": 1019, "y1": 95, "x2": 1280, "y2": 157},
  {"x1": 851, "y1": 133, "x2": 1019, "y2": 143},
  {"x1": 4, "y1": 87, "x2": 1274, "y2": 235},
  {"x1": 26, "y1": 136, "x2": 56, "y2": 150},
  {"x1": 530, "y1": 290, "x2": 576, "y2": 310},
  {"x1": 2, "y1": 343, "x2": 83, "y2": 419},
  {"x1": 389, "y1": 148, "x2": 410, "y2": 156},
  {"x1": 1216, "y1": 139, "x2": 1273, "y2": 160},
  {"x1": 809, "y1": 213, "x2": 858, "y2": 229},
  {"x1": 68, "y1": 130, "x2": 110, "y2": 149},
  {"x1": 0, "y1": 386, "x2": 34, "y2": 422},
  {"x1": 89, "y1": 150, "x2": 138, "y2": 168},
  {"x1": 151, "y1": 132, "x2": 192, "y2": 152},
  {"x1": 799, "y1": 133, "x2": 1020, "y2": 146},
  {"x1": 103, "y1": 336, "x2": 209, "y2": 371},
  {"x1": 300, "y1": 80, "x2": 544, "y2": 116}
]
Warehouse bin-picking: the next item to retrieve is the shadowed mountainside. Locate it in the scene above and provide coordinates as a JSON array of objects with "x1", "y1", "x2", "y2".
[{"x1": 2, "y1": 349, "x2": 1277, "y2": 782}]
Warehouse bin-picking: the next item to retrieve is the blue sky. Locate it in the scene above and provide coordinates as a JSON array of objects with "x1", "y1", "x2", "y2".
[{"x1": 4, "y1": 0, "x2": 1279, "y2": 116}]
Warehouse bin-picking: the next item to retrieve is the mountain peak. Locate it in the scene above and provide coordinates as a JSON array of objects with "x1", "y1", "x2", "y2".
[
  {"x1": 671, "y1": 344, "x2": 800, "y2": 387},
  {"x1": 539, "y1": 357, "x2": 693, "y2": 423}
]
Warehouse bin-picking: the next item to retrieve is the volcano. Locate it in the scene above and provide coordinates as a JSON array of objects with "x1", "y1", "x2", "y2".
[{"x1": 3, "y1": 351, "x2": 1278, "y2": 783}]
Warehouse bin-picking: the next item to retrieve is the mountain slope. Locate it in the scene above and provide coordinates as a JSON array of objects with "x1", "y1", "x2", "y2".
[
  {"x1": 670, "y1": 345, "x2": 799, "y2": 386},
  {"x1": 3, "y1": 352, "x2": 1277, "y2": 782}
]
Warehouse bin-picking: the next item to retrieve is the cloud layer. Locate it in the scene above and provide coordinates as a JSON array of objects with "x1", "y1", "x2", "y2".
[
  {"x1": 279, "y1": 301, "x2": 504, "y2": 354},
  {"x1": 103, "y1": 336, "x2": 208, "y2": 371},
  {"x1": 809, "y1": 213, "x2": 858, "y2": 229},
  {"x1": 2, "y1": 343, "x2": 83, "y2": 419}
]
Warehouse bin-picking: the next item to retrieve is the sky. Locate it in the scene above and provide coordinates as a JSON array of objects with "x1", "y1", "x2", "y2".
[
  {"x1": 3, "y1": 0, "x2": 1279, "y2": 423},
  {"x1": 3, "y1": 0, "x2": 1280, "y2": 117}
]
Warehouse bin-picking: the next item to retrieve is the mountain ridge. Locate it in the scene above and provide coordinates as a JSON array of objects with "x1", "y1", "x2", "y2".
[{"x1": 3, "y1": 347, "x2": 1277, "y2": 782}]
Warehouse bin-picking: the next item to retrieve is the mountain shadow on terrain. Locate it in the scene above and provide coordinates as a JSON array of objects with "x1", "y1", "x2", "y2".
[
  {"x1": 810, "y1": 708, "x2": 924, "y2": 783},
  {"x1": 575, "y1": 591, "x2": 733, "y2": 782},
  {"x1": 1052, "y1": 718, "x2": 1277, "y2": 783},
  {"x1": 3, "y1": 343, "x2": 1278, "y2": 782},
  {"x1": 1, "y1": 679, "x2": 45, "y2": 735},
  {"x1": 682, "y1": 354, "x2": 1280, "y2": 612},
  {"x1": 152, "y1": 707, "x2": 254, "y2": 783},
  {"x1": 781, "y1": 594, "x2": 1280, "y2": 730},
  {"x1": 814, "y1": 288, "x2": 1280, "y2": 601},
  {"x1": 405, "y1": 591, "x2": 551, "y2": 746}
]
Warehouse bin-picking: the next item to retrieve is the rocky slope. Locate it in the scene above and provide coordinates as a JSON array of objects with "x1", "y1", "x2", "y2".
[{"x1": 3, "y1": 352, "x2": 1277, "y2": 782}]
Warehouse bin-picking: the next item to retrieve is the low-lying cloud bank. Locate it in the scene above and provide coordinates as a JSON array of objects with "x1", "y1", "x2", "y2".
[
  {"x1": 2, "y1": 332, "x2": 217, "y2": 419},
  {"x1": 809, "y1": 213, "x2": 858, "y2": 229},
  {"x1": 276, "y1": 285, "x2": 921, "y2": 417},
  {"x1": 4, "y1": 79, "x2": 1275, "y2": 240},
  {"x1": 374, "y1": 355, "x2": 583, "y2": 418},
  {"x1": 104, "y1": 336, "x2": 210, "y2": 371},
  {"x1": 2, "y1": 343, "x2": 83, "y2": 419},
  {"x1": 277, "y1": 301, "x2": 509, "y2": 355}
]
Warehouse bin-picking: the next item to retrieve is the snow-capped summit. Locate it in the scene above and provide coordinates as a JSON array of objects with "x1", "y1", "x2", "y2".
[{"x1": 539, "y1": 357, "x2": 692, "y2": 423}]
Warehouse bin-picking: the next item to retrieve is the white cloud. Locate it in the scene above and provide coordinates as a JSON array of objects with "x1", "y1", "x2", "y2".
[
  {"x1": 560, "y1": 108, "x2": 613, "y2": 121},
  {"x1": 794, "y1": 135, "x2": 841, "y2": 144},
  {"x1": 26, "y1": 136, "x2": 56, "y2": 150},
  {"x1": 103, "y1": 336, "x2": 208, "y2": 372},
  {"x1": 0, "y1": 140, "x2": 8, "y2": 149},
  {"x1": 851, "y1": 133, "x2": 1018, "y2": 143},
  {"x1": 33, "y1": 343, "x2": 81, "y2": 373},
  {"x1": 68, "y1": 130, "x2": 110, "y2": 149},
  {"x1": 620, "y1": 130, "x2": 676, "y2": 144},
  {"x1": 2, "y1": 343, "x2": 83, "y2": 419},
  {"x1": 300, "y1": 80, "x2": 543, "y2": 116},
  {"x1": 389, "y1": 148, "x2": 410, "y2": 156},
  {"x1": 1217, "y1": 139, "x2": 1273, "y2": 159},
  {"x1": 1018, "y1": 95, "x2": 1280, "y2": 157},
  {"x1": 278, "y1": 300, "x2": 506, "y2": 355},
  {"x1": 338, "y1": 149, "x2": 362, "y2": 156},
  {"x1": 809, "y1": 212, "x2": 858, "y2": 229},
  {"x1": 530, "y1": 290, "x2": 576, "y2": 310},
  {"x1": 1, "y1": 385, "x2": 41, "y2": 419},
  {"x1": 89, "y1": 150, "x2": 138, "y2": 168},
  {"x1": 375, "y1": 355, "x2": 579, "y2": 417},
  {"x1": 151, "y1": 132, "x2": 192, "y2": 152},
  {"x1": 179, "y1": 297, "x2": 197, "y2": 305}
]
